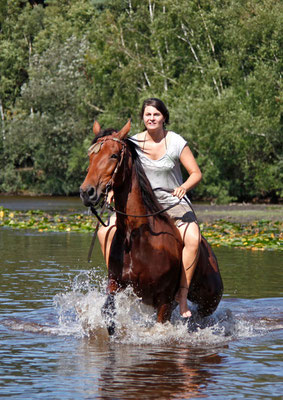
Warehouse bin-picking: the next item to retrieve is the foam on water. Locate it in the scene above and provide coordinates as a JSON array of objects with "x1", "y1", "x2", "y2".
[{"x1": 52, "y1": 269, "x2": 275, "y2": 346}]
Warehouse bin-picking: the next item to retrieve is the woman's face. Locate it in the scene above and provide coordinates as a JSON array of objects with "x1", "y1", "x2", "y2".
[{"x1": 143, "y1": 105, "x2": 165, "y2": 132}]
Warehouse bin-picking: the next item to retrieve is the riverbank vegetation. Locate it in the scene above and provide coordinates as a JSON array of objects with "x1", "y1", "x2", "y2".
[
  {"x1": 0, "y1": 207, "x2": 281, "y2": 251},
  {"x1": 0, "y1": 0, "x2": 282, "y2": 203}
]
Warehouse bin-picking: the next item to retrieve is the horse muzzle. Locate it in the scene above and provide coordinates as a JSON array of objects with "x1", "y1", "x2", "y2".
[{"x1": 80, "y1": 185, "x2": 102, "y2": 207}]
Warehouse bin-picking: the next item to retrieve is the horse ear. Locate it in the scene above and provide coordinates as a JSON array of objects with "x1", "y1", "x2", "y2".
[
  {"x1": 116, "y1": 119, "x2": 131, "y2": 140},
  {"x1": 93, "y1": 120, "x2": 101, "y2": 136}
]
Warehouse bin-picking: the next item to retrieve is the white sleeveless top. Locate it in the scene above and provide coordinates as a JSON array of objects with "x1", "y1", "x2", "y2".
[{"x1": 130, "y1": 131, "x2": 189, "y2": 206}]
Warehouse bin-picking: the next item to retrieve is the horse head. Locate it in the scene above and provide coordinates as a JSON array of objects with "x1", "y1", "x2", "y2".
[{"x1": 80, "y1": 120, "x2": 131, "y2": 207}]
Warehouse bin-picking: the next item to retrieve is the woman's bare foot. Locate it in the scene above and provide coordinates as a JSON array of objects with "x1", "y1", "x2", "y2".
[{"x1": 175, "y1": 287, "x2": 192, "y2": 318}]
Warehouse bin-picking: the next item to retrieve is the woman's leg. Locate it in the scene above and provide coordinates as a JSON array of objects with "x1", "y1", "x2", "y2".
[
  {"x1": 97, "y1": 214, "x2": 116, "y2": 268},
  {"x1": 175, "y1": 221, "x2": 200, "y2": 318}
]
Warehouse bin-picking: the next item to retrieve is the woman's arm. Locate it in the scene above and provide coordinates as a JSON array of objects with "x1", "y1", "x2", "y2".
[{"x1": 172, "y1": 145, "x2": 202, "y2": 199}]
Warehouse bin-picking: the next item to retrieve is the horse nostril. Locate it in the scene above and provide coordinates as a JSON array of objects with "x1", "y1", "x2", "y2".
[
  {"x1": 80, "y1": 185, "x2": 98, "y2": 206},
  {"x1": 87, "y1": 186, "x2": 95, "y2": 198}
]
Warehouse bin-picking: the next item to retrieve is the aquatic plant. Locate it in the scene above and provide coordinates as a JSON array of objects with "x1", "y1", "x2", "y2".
[{"x1": 0, "y1": 207, "x2": 281, "y2": 251}]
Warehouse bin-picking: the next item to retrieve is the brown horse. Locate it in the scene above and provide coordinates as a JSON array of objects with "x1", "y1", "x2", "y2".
[{"x1": 80, "y1": 121, "x2": 223, "y2": 335}]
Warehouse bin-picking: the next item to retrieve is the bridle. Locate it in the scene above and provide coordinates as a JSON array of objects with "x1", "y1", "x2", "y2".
[
  {"x1": 88, "y1": 136, "x2": 127, "y2": 195},
  {"x1": 87, "y1": 136, "x2": 127, "y2": 226}
]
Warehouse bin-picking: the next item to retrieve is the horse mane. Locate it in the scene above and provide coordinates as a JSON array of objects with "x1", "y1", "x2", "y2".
[
  {"x1": 126, "y1": 138, "x2": 170, "y2": 222},
  {"x1": 90, "y1": 127, "x2": 170, "y2": 222}
]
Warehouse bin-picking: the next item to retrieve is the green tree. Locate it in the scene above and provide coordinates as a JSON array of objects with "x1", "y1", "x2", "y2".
[{"x1": 0, "y1": 0, "x2": 281, "y2": 201}]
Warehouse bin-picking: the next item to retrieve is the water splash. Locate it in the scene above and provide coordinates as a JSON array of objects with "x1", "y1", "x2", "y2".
[
  {"x1": 3, "y1": 269, "x2": 280, "y2": 342},
  {"x1": 53, "y1": 269, "x2": 270, "y2": 346}
]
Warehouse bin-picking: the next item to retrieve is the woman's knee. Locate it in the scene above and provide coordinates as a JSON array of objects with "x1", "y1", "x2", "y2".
[
  {"x1": 97, "y1": 215, "x2": 116, "y2": 245},
  {"x1": 97, "y1": 226, "x2": 107, "y2": 244},
  {"x1": 183, "y1": 223, "x2": 200, "y2": 250}
]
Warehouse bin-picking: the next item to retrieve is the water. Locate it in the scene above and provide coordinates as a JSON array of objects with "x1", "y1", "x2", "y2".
[{"x1": 0, "y1": 198, "x2": 282, "y2": 399}]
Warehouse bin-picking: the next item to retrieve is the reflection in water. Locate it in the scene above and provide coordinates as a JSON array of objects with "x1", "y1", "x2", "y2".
[
  {"x1": 99, "y1": 347, "x2": 212, "y2": 399},
  {"x1": 63, "y1": 337, "x2": 225, "y2": 400}
]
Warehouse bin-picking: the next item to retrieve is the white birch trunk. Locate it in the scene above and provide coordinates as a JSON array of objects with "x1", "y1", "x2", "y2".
[{"x1": 149, "y1": 0, "x2": 155, "y2": 23}]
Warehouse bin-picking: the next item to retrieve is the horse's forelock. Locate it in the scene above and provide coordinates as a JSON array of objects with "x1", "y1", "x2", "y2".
[{"x1": 91, "y1": 128, "x2": 118, "y2": 145}]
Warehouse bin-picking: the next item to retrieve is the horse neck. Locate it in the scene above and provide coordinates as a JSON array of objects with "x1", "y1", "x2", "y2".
[{"x1": 113, "y1": 156, "x2": 148, "y2": 229}]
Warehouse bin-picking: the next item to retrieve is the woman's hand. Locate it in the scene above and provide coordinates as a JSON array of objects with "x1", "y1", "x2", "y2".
[
  {"x1": 172, "y1": 185, "x2": 187, "y2": 199},
  {"x1": 106, "y1": 190, "x2": 114, "y2": 204}
]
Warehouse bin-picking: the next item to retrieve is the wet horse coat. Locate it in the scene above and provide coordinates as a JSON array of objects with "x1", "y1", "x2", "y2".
[{"x1": 80, "y1": 121, "x2": 223, "y2": 334}]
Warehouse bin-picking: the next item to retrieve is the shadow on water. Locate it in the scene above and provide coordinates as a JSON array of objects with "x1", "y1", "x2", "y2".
[{"x1": 0, "y1": 225, "x2": 282, "y2": 399}]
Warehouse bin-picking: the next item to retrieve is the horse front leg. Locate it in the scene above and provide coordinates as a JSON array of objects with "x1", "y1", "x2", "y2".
[
  {"x1": 157, "y1": 302, "x2": 174, "y2": 324},
  {"x1": 101, "y1": 279, "x2": 119, "y2": 336},
  {"x1": 101, "y1": 293, "x2": 116, "y2": 335}
]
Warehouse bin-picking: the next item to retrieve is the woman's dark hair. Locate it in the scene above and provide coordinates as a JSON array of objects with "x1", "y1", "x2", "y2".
[{"x1": 139, "y1": 98, "x2": 170, "y2": 125}]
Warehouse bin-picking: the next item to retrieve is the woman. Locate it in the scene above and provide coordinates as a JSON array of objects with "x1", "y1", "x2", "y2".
[{"x1": 98, "y1": 98, "x2": 202, "y2": 318}]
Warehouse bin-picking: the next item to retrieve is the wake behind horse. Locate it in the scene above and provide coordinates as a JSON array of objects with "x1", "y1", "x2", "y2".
[{"x1": 80, "y1": 120, "x2": 223, "y2": 335}]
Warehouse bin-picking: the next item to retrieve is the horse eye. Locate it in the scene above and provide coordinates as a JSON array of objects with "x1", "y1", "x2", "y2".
[{"x1": 111, "y1": 154, "x2": 119, "y2": 159}]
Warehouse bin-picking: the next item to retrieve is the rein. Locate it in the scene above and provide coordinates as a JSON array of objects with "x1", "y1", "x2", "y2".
[
  {"x1": 87, "y1": 196, "x2": 181, "y2": 261},
  {"x1": 90, "y1": 204, "x2": 109, "y2": 226},
  {"x1": 87, "y1": 201, "x2": 107, "y2": 262},
  {"x1": 106, "y1": 199, "x2": 181, "y2": 218}
]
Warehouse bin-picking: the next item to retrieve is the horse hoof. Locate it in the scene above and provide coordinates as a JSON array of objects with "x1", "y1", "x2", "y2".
[{"x1": 107, "y1": 325, "x2": 115, "y2": 336}]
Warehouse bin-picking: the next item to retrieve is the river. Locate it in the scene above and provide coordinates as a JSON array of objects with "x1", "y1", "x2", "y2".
[{"x1": 0, "y1": 197, "x2": 282, "y2": 399}]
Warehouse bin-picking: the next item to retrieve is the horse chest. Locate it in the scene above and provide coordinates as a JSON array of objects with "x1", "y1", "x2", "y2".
[
  {"x1": 110, "y1": 228, "x2": 148, "y2": 282},
  {"x1": 122, "y1": 228, "x2": 176, "y2": 283}
]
